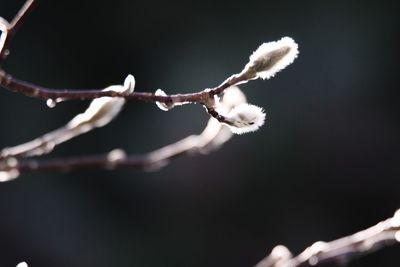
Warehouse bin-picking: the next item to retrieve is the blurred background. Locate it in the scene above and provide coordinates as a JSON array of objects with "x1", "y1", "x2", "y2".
[{"x1": 0, "y1": 0, "x2": 399, "y2": 266}]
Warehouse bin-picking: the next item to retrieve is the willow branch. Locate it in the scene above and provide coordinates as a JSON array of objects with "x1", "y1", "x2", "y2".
[{"x1": 255, "y1": 209, "x2": 400, "y2": 267}]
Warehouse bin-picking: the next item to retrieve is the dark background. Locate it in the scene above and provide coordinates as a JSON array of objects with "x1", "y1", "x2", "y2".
[{"x1": 0, "y1": 0, "x2": 399, "y2": 266}]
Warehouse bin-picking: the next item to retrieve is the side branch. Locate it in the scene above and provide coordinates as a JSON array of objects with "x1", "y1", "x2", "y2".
[{"x1": 255, "y1": 210, "x2": 400, "y2": 267}]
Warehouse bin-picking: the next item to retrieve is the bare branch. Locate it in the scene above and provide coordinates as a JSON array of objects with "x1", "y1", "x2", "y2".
[
  {"x1": 255, "y1": 209, "x2": 400, "y2": 267},
  {"x1": 0, "y1": 69, "x2": 220, "y2": 105}
]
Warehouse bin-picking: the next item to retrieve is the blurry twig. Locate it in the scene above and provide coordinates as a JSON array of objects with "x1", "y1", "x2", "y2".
[
  {"x1": 0, "y1": 115, "x2": 233, "y2": 176},
  {"x1": 255, "y1": 209, "x2": 400, "y2": 267}
]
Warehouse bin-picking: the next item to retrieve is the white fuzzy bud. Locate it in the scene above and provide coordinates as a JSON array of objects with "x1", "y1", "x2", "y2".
[
  {"x1": 225, "y1": 103, "x2": 266, "y2": 134},
  {"x1": 16, "y1": 262, "x2": 28, "y2": 267},
  {"x1": 244, "y1": 37, "x2": 298, "y2": 80},
  {"x1": 155, "y1": 89, "x2": 173, "y2": 111}
]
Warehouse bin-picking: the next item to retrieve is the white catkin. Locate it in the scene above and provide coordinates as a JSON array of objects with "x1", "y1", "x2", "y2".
[
  {"x1": 225, "y1": 103, "x2": 266, "y2": 134},
  {"x1": 245, "y1": 36, "x2": 299, "y2": 80}
]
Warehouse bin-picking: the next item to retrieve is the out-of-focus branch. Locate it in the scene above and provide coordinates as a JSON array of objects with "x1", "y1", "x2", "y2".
[
  {"x1": 0, "y1": 116, "x2": 233, "y2": 180},
  {"x1": 255, "y1": 209, "x2": 400, "y2": 267}
]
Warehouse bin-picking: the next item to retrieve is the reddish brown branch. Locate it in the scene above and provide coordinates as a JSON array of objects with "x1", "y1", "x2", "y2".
[{"x1": 0, "y1": 69, "x2": 240, "y2": 104}]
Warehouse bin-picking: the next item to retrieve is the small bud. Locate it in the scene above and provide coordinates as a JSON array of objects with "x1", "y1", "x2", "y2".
[
  {"x1": 16, "y1": 262, "x2": 28, "y2": 267},
  {"x1": 106, "y1": 148, "x2": 127, "y2": 170},
  {"x1": 107, "y1": 148, "x2": 126, "y2": 162},
  {"x1": 155, "y1": 89, "x2": 174, "y2": 111},
  {"x1": 244, "y1": 37, "x2": 298, "y2": 80},
  {"x1": 225, "y1": 103, "x2": 266, "y2": 134}
]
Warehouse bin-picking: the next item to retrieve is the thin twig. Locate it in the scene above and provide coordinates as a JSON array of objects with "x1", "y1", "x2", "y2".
[
  {"x1": 255, "y1": 210, "x2": 400, "y2": 267},
  {"x1": 8, "y1": 0, "x2": 36, "y2": 31},
  {"x1": 0, "y1": 0, "x2": 36, "y2": 60}
]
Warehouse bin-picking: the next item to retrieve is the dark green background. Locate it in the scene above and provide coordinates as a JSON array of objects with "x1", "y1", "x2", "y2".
[{"x1": 0, "y1": 0, "x2": 399, "y2": 266}]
